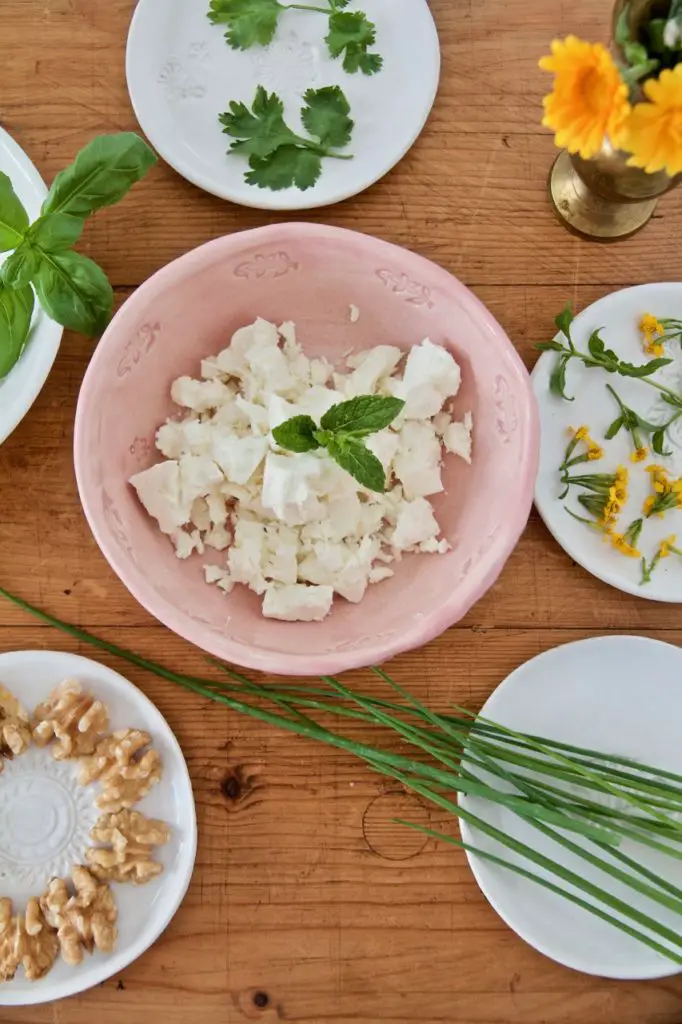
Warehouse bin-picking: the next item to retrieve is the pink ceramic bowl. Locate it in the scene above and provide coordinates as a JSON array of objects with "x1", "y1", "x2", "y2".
[{"x1": 74, "y1": 224, "x2": 538, "y2": 676}]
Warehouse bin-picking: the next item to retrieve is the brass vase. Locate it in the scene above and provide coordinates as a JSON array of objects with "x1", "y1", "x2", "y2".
[{"x1": 548, "y1": 0, "x2": 679, "y2": 241}]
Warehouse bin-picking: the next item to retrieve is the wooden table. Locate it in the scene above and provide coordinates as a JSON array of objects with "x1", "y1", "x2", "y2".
[{"x1": 3, "y1": 0, "x2": 682, "y2": 1021}]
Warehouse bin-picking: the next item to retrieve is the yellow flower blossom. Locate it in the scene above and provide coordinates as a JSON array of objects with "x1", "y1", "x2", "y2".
[
  {"x1": 631, "y1": 447, "x2": 649, "y2": 463},
  {"x1": 624, "y1": 66, "x2": 682, "y2": 178},
  {"x1": 609, "y1": 531, "x2": 641, "y2": 558},
  {"x1": 659, "y1": 535, "x2": 677, "y2": 559},
  {"x1": 639, "y1": 313, "x2": 666, "y2": 356},
  {"x1": 540, "y1": 37, "x2": 631, "y2": 159},
  {"x1": 574, "y1": 426, "x2": 589, "y2": 441},
  {"x1": 587, "y1": 444, "x2": 604, "y2": 461}
]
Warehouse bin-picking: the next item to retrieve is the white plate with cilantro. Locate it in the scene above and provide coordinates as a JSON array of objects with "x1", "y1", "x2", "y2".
[
  {"x1": 125, "y1": 0, "x2": 440, "y2": 209},
  {"x1": 533, "y1": 283, "x2": 682, "y2": 602},
  {"x1": 0, "y1": 127, "x2": 63, "y2": 446}
]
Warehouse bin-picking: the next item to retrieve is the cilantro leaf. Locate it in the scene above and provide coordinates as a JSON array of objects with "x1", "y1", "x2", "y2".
[
  {"x1": 245, "y1": 146, "x2": 322, "y2": 191},
  {"x1": 220, "y1": 87, "x2": 298, "y2": 157},
  {"x1": 320, "y1": 395, "x2": 404, "y2": 435},
  {"x1": 326, "y1": 11, "x2": 383, "y2": 74},
  {"x1": 272, "y1": 415, "x2": 321, "y2": 453},
  {"x1": 327, "y1": 435, "x2": 386, "y2": 492},
  {"x1": 302, "y1": 86, "x2": 354, "y2": 148},
  {"x1": 207, "y1": 0, "x2": 283, "y2": 49}
]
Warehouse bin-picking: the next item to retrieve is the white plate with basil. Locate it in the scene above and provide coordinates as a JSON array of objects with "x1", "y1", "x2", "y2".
[
  {"x1": 0, "y1": 130, "x2": 156, "y2": 446},
  {"x1": 0, "y1": 127, "x2": 63, "y2": 446},
  {"x1": 125, "y1": 0, "x2": 441, "y2": 210}
]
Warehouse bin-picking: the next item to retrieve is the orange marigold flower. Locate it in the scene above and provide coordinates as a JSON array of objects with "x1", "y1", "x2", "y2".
[
  {"x1": 624, "y1": 66, "x2": 682, "y2": 177},
  {"x1": 540, "y1": 37, "x2": 631, "y2": 159}
]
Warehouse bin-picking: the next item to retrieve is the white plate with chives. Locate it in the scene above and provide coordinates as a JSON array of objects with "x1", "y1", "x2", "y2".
[
  {"x1": 532, "y1": 283, "x2": 682, "y2": 601},
  {"x1": 0, "y1": 127, "x2": 63, "y2": 446},
  {"x1": 0, "y1": 650, "x2": 196, "y2": 1005},
  {"x1": 125, "y1": 0, "x2": 440, "y2": 210},
  {"x1": 460, "y1": 636, "x2": 682, "y2": 979}
]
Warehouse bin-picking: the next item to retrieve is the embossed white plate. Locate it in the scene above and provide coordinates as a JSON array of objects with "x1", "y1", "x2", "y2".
[
  {"x1": 0, "y1": 650, "x2": 197, "y2": 1005},
  {"x1": 0, "y1": 127, "x2": 63, "y2": 446},
  {"x1": 125, "y1": 0, "x2": 440, "y2": 209},
  {"x1": 461, "y1": 636, "x2": 682, "y2": 979},
  {"x1": 533, "y1": 283, "x2": 682, "y2": 602}
]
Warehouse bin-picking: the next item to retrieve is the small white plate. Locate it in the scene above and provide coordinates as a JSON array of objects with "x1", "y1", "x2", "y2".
[
  {"x1": 0, "y1": 650, "x2": 197, "y2": 1006},
  {"x1": 0, "y1": 128, "x2": 63, "y2": 446},
  {"x1": 460, "y1": 636, "x2": 682, "y2": 980},
  {"x1": 125, "y1": 0, "x2": 440, "y2": 210},
  {"x1": 533, "y1": 283, "x2": 682, "y2": 602}
]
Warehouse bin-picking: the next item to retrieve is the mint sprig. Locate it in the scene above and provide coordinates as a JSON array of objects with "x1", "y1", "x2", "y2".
[
  {"x1": 219, "y1": 86, "x2": 353, "y2": 191},
  {"x1": 0, "y1": 133, "x2": 156, "y2": 380},
  {"x1": 207, "y1": 0, "x2": 383, "y2": 76},
  {"x1": 272, "y1": 394, "x2": 404, "y2": 491}
]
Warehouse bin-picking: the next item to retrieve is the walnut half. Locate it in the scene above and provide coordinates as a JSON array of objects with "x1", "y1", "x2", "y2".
[
  {"x1": 79, "y1": 729, "x2": 162, "y2": 813},
  {"x1": 0, "y1": 898, "x2": 19, "y2": 983},
  {"x1": 87, "y1": 810, "x2": 171, "y2": 885},
  {"x1": 17, "y1": 899, "x2": 59, "y2": 982},
  {"x1": 39, "y1": 869, "x2": 118, "y2": 965},
  {"x1": 0, "y1": 685, "x2": 31, "y2": 771},
  {"x1": 33, "y1": 680, "x2": 109, "y2": 760}
]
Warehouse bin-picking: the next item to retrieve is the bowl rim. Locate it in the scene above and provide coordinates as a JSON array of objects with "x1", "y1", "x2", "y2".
[{"x1": 74, "y1": 223, "x2": 539, "y2": 675}]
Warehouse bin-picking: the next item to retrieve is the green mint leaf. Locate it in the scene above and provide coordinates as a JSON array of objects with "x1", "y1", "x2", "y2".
[
  {"x1": 0, "y1": 172, "x2": 29, "y2": 253},
  {"x1": 549, "y1": 354, "x2": 573, "y2": 401},
  {"x1": 41, "y1": 133, "x2": 157, "y2": 219},
  {"x1": 33, "y1": 250, "x2": 113, "y2": 336},
  {"x1": 604, "y1": 415, "x2": 624, "y2": 440},
  {"x1": 0, "y1": 282, "x2": 34, "y2": 378},
  {"x1": 327, "y1": 435, "x2": 386, "y2": 492},
  {"x1": 272, "y1": 415, "x2": 321, "y2": 453},
  {"x1": 535, "y1": 340, "x2": 565, "y2": 352},
  {"x1": 652, "y1": 428, "x2": 672, "y2": 457},
  {"x1": 26, "y1": 213, "x2": 84, "y2": 251},
  {"x1": 326, "y1": 11, "x2": 382, "y2": 75},
  {"x1": 618, "y1": 357, "x2": 673, "y2": 378},
  {"x1": 208, "y1": 0, "x2": 282, "y2": 48},
  {"x1": 245, "y1": 146, "x2": 322, "y2": 191},
  {"x1": 554, "y1": 304, "x2": 574, "y2": 343},
  {"x1": 624, "y1": 39, "x2": 650, "y2": 64},
  {"x1": 320, "y1": 395, "x2": 404, "y2": 435},
  {"x1": 219, "y1": 87, "x2": 298, "y2": 158},
  {"x1": 0, "y1": 243, "x2": 40, "y2": 290},
  {"x1": 621, "y1": 59, "x2": 660, "y2": 85},
  {"x1": 615, "y1": 8, "x2": 631, "y2": 47},
  {"x1": 301, "y1": 87, "x2": 354, "y2": 149}
]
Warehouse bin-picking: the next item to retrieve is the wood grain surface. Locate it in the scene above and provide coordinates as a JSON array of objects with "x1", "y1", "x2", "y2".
[{"x1": 3, "y1": 0, "x2": 682, "y2": 1021}]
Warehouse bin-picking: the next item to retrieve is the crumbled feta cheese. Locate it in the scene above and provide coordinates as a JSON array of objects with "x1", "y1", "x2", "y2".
[
  {"x1": 443, "y1": 412, "x2": 474, "y2": 464},
  {"x1": 131, "y1": 321, "x2": 471, "y2": 622},
  {"x1": 262, "y1": 584, "x2": 334, "y2": 622}
]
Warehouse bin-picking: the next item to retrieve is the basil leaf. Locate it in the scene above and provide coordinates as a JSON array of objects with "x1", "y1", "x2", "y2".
[
  {"x1": 554, "y1": 304, "x2": 574, "y2": 343},
  {"x1": 41, "y1": 133, "x2": 157, "y2": 218},
  {"x1": 32, "y1": 250, "x2": 113, "y2": 336},
  {"x1": 0, "y1": 172, "x2": 29, "y2": 252},
  {"x1": 320, "y1": 395, "x2": 404, "y2": 435},
  {"x1": 619, "y1": 357, "x2": 673, "y2": 378},
  {"x1": 272, "y1": 415, "x2": 321, "y2": 453},
  {"x1": 549, "y1": 354, "x2": 573, "y2": 401},
  {"x1": 0, "y1": 243, "x2": 40, "y2": 290},
  {"x1": 26, "y1": 213, "x2": 84, "y2": 251},
  {"x1": 604, "y1": 415, "x2": 624, "y2": 440},
  {"x1": 0, "y1": 282, "x2": 34, "y2": 378},
  {"x1": 327, "y1": 435, "x2": 385, "y2": 492},
  {"x1": 652, "y1": 428, "x2": 672, "y2": 457}
]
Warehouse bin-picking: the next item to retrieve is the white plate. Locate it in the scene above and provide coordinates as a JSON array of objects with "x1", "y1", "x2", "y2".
[
  {"x1": 0, "y1": 650, "x2": 197, "y2": 1005},
  {"x1": 0, "y1": 127, "x2": 63, "y2": 446},
  {"x1": 125, "y1": 0, "x2": 440, "y2": 210},
  {"x1": 533, "y1": 283, "x2": 682, "y2": 602},
  {"x1": 460, "y1": 635, "x2": 682, "y2": 979}
]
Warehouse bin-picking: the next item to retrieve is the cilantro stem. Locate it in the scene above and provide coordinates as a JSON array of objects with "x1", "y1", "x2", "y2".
[{"x1": 284, "y1": 3, "x2": 334, "y2": 12}]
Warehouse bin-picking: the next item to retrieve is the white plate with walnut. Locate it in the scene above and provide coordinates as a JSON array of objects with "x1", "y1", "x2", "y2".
[{"x1": 0, "y1": 650, "x2": 196, "y2": 1006}]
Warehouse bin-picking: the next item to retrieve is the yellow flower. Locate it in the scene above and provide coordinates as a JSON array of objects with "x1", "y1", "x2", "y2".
[
  {"x1": 540, "y1": 37, "x2": 631, "y2": 159},
  {"x1": 639, "y1": 313, "x2": 666, "y2": 355},
  {"x1": 587, "y1": 444, "x2": 603, "y2": 461},
  {"x1": 641, "y1": 313, "x2": 662, "y2": 335},
  {"x1": 609, "y1": 531, "x2": 641, "y2": 558},
  {"x1": 644, "y1": 495, "x2": 656, "y2": 516},
  {"x1": 573, "y1": 425, "x2": 590, "y2": 441},
  {"x1": 660, "y1": 535, "x2": 677, "y2": 559},
  {"x1": 631, "y1": 447, "x2": 649, "y2": 463},
  {"x1": 624, "y1": 66, "x2": 682, "y2": 177}
]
